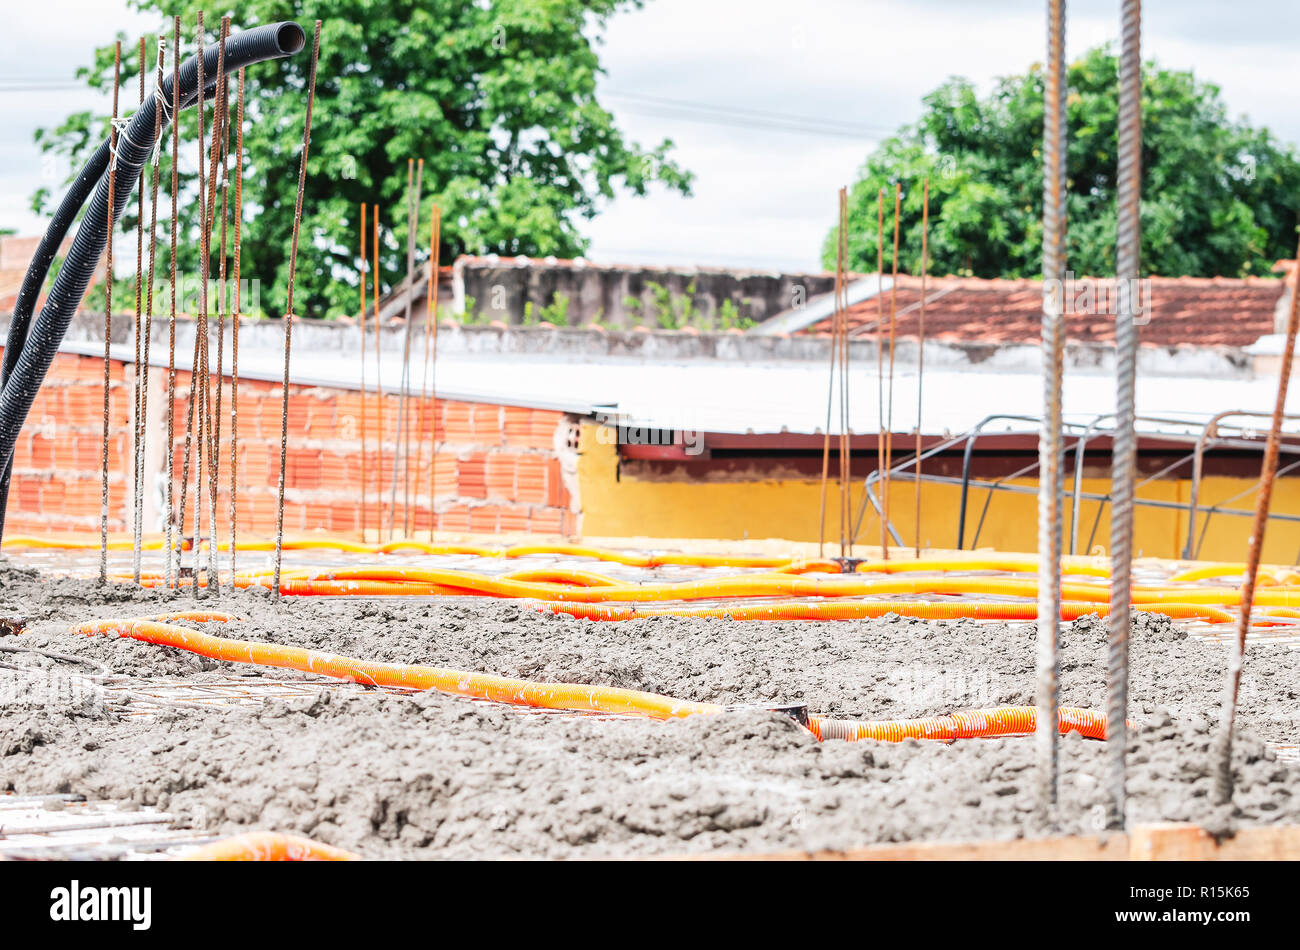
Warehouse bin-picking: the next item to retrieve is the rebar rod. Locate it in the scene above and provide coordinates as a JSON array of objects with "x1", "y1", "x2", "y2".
[
  {"x1": 272, "y1": 20, "x2": 321, "y2": 598},
  {"x1": 818, "y1": 190, "x2": 842, "y2": 557},
  {"x1": 135, "y1": 36, "x2": 164, "y2": 586},
  {"x1": 130, "y1": 37, "x2": 146, "y2": 584},
  {"x1": 1036, "y1": 0, "x2": 1068, "y2": 824},
  {"x1": 202, "y1": 17, "x2": 229, "y2": 594},
  {"x1": 426, "y1": 206, "x2": 441, "y2": 541},
  {"x1": 839, "y1": 188, "x2": 852, "y2": 557},
  {"x1": 390, "y1": 159, "x2": 422, "y2": 539},
  {"x1": 99, "y1": 43, "x2": 120, "y2": 586},
  {"x1": 876, "y1": 188, "x2": 886, "y2": 555},
  {"x1": 372, "y1": 214, "x2": 383, "y2": 539},
  {"x1": 883, "y1": 182, "x2": 901, "y2": 559},
  {"x1": 228, "y1": 68, "x2": 245, "y2": 575},
  {"x1": 1213, "y1": 234, "x2": 1300, "y2": 803},
  {"x1": 915, "y1": 177, "x2": 929, "y2": 557},
  {"x1": 209, "y1": 18, "x2": 232, "y2": 593},
  {"x1": 164, "y1": 16, "x2": 180, "y2": 589},
  {"x1": 1106, "y1": 0, "x2": 1142, "y2": 831},
  {"x1": 360, "y1": 202, "x2": 369, "y2": 543}
]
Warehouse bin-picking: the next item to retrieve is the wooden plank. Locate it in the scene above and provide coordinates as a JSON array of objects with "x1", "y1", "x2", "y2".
[
  {"x1": 675, "y1": 823, "x2": 1300, "y2": 861},
  {"x1": 1132, "y1": 822, "x2": 1300, "y2": 861},
  {"x1": 678, "y1": 833, "x2": 1127, "y2": 862}
]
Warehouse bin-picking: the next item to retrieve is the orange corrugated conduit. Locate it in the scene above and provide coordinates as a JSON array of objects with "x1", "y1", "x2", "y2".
[
  {"x1": 501, "y1": 568, "x2": 622, "y2": 587},
  {"x1": 179, "y1": 831, "x2": 360, "y2": 861},
  {"x1": 543, "y1": 600, "x2": 1235, "y2": 624},
  {"x1": 71, "y1": 612, "x2": 1120, "y2": 748},
  {"x1": 808, "y1": 705, "x2": 1123, "y2": 742},
  {"x1": 73, "y1": 616, "x2": 721, "y2": 720},
  {"x1": 212, "y1": 566, "x2": 1113, "y2": 604}
]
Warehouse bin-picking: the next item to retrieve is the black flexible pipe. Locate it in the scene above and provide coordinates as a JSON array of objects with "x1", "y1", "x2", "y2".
[{"x1": 0, "y1": 21, "x2": 305, "y2": 541}]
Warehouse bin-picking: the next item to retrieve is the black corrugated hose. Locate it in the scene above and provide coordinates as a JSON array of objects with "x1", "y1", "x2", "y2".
[{"x1": 0, "y1": 21, "x2": 306, "y2": 541}]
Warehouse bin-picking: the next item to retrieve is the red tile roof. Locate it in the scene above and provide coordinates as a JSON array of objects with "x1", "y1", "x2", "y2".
[{"x1": 803, "y1": 272, "x2": 1289, "y2": 348}]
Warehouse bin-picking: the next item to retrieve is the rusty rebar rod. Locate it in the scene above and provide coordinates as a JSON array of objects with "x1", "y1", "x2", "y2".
[
  {"x1": 130, "y1": 37, "x2": 146, "y2": 584},
  {"x1": 882, "y1": 182, "x2": 901, "y2": 558},
  {"x1": 405, "y1": 159, "x2": 424, "y2": 535},
  {"x1": 839, "y1": 188, "x2": 851, "y2": 557},
  {"x1": 360, "y1": 201, "x2": 369, "y2": 543},
  {"x1": 228, "y1": 68, "x2": 245, "y2": 575},
  {"x1": 205, "y1": 18, "x2": 231, "y2": 593},
  {"x1": 875, "y1": 188, "x2": 886, "y2": 555},
  {"x1": 176, "y1": 13, "x2": 206, "y2": 593},
  {"x1": 272, "y1": 19, "x2": 322, "y2": 597},
  {"x1": 164, "y1": 16, "x2": 180, "y2": 589},
  {"x1": 1037, "y1": 0, "x2": 1068, "y2": 825},
  {"x1": 1106, "y1": 0, "x2": 1142, "y2": 831},
  {"x1": 372, "y1": 213, "x2": 383, "y2": 539},
  {"x1": 425, "y1": 205, "x2": 442, "y2": 541},
  {"x1": 99, "y1": 42, "x2": 121, "y2": 586},
  {"x1": 134, "y1": 35, "x2": 165, "y2": 586},
  {"x1": 1213, "y1": 235, "x2": 1300, "y2": 803},
  {"x1": 390, "y1": 159, "x2": 422, "y2": 539},
  {"x1": 818, "y1": 190, "x2": 842, "y2": 558},
  {"x1": 915, "y1": 177, "x2": 929, "y2": 557}
]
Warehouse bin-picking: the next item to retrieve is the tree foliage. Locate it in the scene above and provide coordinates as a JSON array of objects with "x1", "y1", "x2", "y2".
[
  {"x1": 823, "y1": 47, "x2": 1300, "y2": 278},
  {"x1": 34, "y1": 0, "x2": 692, "y2": 318}
]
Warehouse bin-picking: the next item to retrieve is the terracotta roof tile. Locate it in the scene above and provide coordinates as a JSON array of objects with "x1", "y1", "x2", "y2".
[{"x1": 802, "y1": 272, "x2": 1290, "y2": 348}]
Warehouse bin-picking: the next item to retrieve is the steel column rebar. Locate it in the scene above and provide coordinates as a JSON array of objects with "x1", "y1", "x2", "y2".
[
  {"x1": 1037, "y1": 0, "x2": 1069, "y2": 822},
  {"x1": 99, "y1": 43, "x2": 120, "y2": 586},
  {"x1": 271, "y1": 20, "x2": 321, "y2": 598},
  {"x1": 1106, "y1": 0, "x2": 1142, "y2": 831},
  {"x1": 1214, "y1": 250, "x2": 1300, "y2": 802}
]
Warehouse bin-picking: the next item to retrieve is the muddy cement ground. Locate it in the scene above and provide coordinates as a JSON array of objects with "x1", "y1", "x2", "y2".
[{"x1": 2, "y1": 563, "x2": 1299, "y2": 858}]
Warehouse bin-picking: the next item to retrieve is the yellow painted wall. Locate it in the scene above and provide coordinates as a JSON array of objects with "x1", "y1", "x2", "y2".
[{"x1": 576, "y1": 423, "x2": 1300, "y2": 561}]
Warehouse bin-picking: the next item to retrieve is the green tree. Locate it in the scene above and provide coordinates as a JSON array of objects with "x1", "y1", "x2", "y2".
[
  {"x1": 33, "y1": 0, "x2": 692, "y2": 318},
  {"x1": 823, "y1": 46, "x2": 1300, "y2": 279}
]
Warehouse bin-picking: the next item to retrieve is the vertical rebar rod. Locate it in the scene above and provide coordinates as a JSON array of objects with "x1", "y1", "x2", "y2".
[
  {"x1": 372, "y1": 214, "x2": 383, "y2": 539},
  {"x1": 839, "y1": 188, "x2": 851, "y2": 557},
  {"x1": 272, "y1": 19, "x2": 322, "y2": 598},
  {"x1": 1037, "y1": 0, "x2": 1068, "y2": 824},
  {"x1": 876, "y1": 189, "x2": 886, "y2": 555},
  {"x1": 882, "y1": 183, "x2": 901, "y2": 559},
  {"x1": 818, "y1": 190, "x2": 842, "y2": 558},
  {"x1": 164, "y1": 16, "x2": 180, "y2": 589},
  {"x1": 426, "y1": 206, "x2": 442, "y2": 542},
  {"x1": 386, "y1": 159, "x2": 413, "y2": 540},
  {"x1": 390, "y1": 159, "x2": 420, "y2": 539},
  {"x1": 404, "y1": 159, "x2": 424, "y2": 535},
  {"x1": 1213, "y1": 234, "x2": 1300, "y2": 802},
  {"x1": 915, "y1": 177, "x2": 929, "y2": 557},
  {"x1": 135, "y1": 36, "x2": 164, "y2": 585},
  {"x1": 178, "y1": 11, "x2": 206, "y2": 594},
  {"x1": 130, "y1": 37, "x2": 146, "y2": 584},
  {"x1": 1107, "y1": 0, "x2": 1142, "y2": 831},
  {"x1": 211, "y1": 20, "x2": 232, "y2": 589},
  {"x1": 228, "y1": 68, "x2": 245, "y2": 577},
  {"x1": 419, "y1": 204, "x2": 437, "y2": 537},
  {"x1": 99, "y1": 42, "x2": 121, "y2": 586},
  {"x1": 360, "y1": 202, "x2": 369, "y2": 544},
  {"x1": 202, "y1": 17, "x2": 229, "y2": 593},
  {"x1": 191, "y1": 12, "x2": 217, "y2": 596}
]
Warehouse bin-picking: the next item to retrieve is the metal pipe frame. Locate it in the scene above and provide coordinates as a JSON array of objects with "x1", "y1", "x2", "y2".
[
  {"x1": 859, "y1": 412, "x2": 1300, "y2": 558},
  {"x1": 1183, "y1": 410, "x2": 1300, "y2": 559}
]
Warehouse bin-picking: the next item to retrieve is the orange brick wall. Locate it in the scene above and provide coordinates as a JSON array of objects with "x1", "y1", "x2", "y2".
[
  {"x1": 2, "y1": 348, "x2": 578, "y2": 539},
  {"x1": 5, "y1": 352, "x2": 132, "y2": 536}
]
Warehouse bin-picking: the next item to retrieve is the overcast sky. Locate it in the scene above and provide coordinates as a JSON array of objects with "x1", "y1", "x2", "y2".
[{"x1": 3, "y1": 0, "x2": 1298, "y2": 273}]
